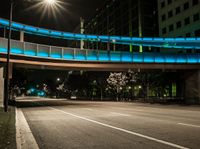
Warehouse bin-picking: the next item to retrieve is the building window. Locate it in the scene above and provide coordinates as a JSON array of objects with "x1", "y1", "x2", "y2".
[
  {"x1": 193, "y1": 0, "x2": 199, "y2": 6},
  {"x1": 161, "y1": 1, "x2": 165, "y2": 8},
  {"x1": 184, "y1": 2, "x2": 189, "y2": 10},
  {"x1": 162, "y1": 27, "x2": 167, "y2": 34},
  {"x1": 184, "y1": 17, "x2": 190, "y2": 25},
  {"x1": 168, "y1": 0, "x2": 172, "y2": 5},
  {"x1": 169, "y1": 24, "x2": 174, "y2": 32},
  {"x1": 175, "y1": 7, "x2": 181, "y2": 15},
  {"x1": 193, "y1": 13, "x2": 200, "y2": 22},
  {"x1": 176, "y1": 21, "x2": 181, "y2": 28},
  {"x1": 168, "y1": 10, "x2": 173, "y2": 18},
  {"x1": 195, "y1": 29, "x2": 200, "y2": 36},
  {"x1": 186, "y1": 33, "x2": 191, "y2": 37},
  {"x1": 162, "y1": 14, "x2": 166, "y2": 21}
]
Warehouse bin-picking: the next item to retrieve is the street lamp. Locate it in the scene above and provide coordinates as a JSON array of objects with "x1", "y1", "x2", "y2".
[{"x1": 4, "y1": 0, "x2": 59, "y2": 112}]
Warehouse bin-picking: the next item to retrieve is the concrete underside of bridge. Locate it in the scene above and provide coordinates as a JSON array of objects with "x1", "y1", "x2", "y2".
[
  {"x1": 0, "y1": 54, "x2": 200, "y2": 104},
  {"x1": 0, "y1": 54, "x2": 200, "y2": 71}
]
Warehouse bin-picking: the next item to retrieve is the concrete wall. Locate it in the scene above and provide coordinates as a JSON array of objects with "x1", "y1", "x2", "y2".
[
  {"x1": 0, "y1": 67, "x2": 4, "y2": 107},
  {"x1": 185, "y1": 70, "x2": 200, "y2": 104}
]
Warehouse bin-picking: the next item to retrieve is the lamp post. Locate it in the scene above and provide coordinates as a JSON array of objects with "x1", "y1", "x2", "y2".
[
  {"x1": 4, "y1": 0, "x2": 58, "y2": 112},
  {"x1": 4, "y1": 0, "x2": 14, "y2": 112}
]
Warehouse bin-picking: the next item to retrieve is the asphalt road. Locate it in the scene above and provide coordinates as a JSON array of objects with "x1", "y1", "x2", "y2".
[{"x1": 16, "y1": 97, "x2": 200, "y2": 149}]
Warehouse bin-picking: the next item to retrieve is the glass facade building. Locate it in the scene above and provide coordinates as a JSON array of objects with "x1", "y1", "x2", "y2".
[{"x1": 84, "y1": 0, "x2": 158, "y2": 52}]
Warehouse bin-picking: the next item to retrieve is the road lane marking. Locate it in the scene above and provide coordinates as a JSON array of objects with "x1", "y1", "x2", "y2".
[
  {"x1": 178, "y1": 123, "x2": 200, "y2": 128},
  {"x1": 49, "y1": 107, "x2": 189, "y2": 149},
  {"x1": 84, "y1": 108, "x2": 94, "y2": 111},
  {"x1": 110, "y1": 112, "x2": 130, "y2": 117}
]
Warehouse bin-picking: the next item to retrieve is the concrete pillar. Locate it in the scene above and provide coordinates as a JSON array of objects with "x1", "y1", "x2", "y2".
[
  {"x1": 0, "y1": 67, "x2": 4, "y2": 107},
  {"x1": 20, "y1": 31, "x2": 24, "y2": 42},
  {"x1": 185, "y1": 70, "x2": 200, "y2": 104}
]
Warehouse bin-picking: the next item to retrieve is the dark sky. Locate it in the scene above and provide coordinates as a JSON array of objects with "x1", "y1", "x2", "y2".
[{"x1": 0, "y1": 0, "x2": 105, "y2": 32}]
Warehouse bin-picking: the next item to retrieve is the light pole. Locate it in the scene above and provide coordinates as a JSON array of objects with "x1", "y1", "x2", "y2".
[
  {"x1": 4, "y1": 0, "x2": 14, "y2": 112},
  {"x1": 4, "y1": 0, "x2": 58, "y2": 112}
]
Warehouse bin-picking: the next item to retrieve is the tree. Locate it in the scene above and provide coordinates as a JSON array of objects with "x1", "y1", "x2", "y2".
[{"x1": 107, "y1": 72, "x2": 128, "y2": 101}]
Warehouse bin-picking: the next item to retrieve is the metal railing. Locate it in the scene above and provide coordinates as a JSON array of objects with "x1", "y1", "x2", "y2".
[{"x1": 0, "y1": 37, "x2": 200, "y2": 64}]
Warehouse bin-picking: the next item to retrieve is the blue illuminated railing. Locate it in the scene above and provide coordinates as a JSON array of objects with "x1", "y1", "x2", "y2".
[
  {"x1": 0, "y1": 38, "x2": 199, "y2": 64},
  {"x1": 0, "y1": 18, "x2": 200, "y2": 49}
]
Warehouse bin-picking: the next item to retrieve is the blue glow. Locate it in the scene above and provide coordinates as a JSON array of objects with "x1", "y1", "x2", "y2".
[
  {"x1": 121, "y1": 52, "x2": 132, "y2": 62},
  {"x1": 51, "y1": 54, "x2": 61, "y2": 58},
  {"x1": 99, "y1": 36, "x2": 109, "y2": 40},
  {"x1": 12, "y1": 22, "x2": 24, "y2": 29},
  {"x1": 133, "y1": 54, "x2": 143, "y2": 62},
  {"x1": 0, "y1": 19, "x2": 9, "y2": 25},
  {"x1": 87, "y1": 35, "x2": 98, "y2": 39},
  {"x1": 24, "y1": 50, "x2": 36, "y2": 56},
  {"x1": 75, "y1": 34, "x2": 86, "y2": 39},
  {"x1": 63, "y1": 54, "x2": 74, "y2": 60},
  {"x1": 155, "y1": 55, "x2": 165, "y2": 63},
  {"x1": 75, "y1": 55, "x2": 86, "y2": 60},
  {"x1": 51, "y1": 31, "x2": 62, "y2": 36},
  {"x1": 38, "y1": 52, "x2": 49, "y2": 57},
  {"x1": 121, "y1": 37, "x2": 132, "y2": 41},
  {"x1": 110, "y1": 36, "x2": 121, "y2": 40},
  {"x1": 165, "y1": 55, "x2": 176, "y2": 63},
  {"x1": 25, "y1": 26, "x2": 37, "y2": 32},
  {"x1": 0, "y1": 47, "x2": 7, "y2": 53},
  {"x1": 63, "y1": 33, "x2": 74, "y2": 38},
  {"x1": 176, "y1": 56, "x2": 187, "y2": 63},
  {"x1": 144, "y1": 54, "x2": 155, "y2": 63},
  {"x1": 98, "y1": 52, "x2": 109, "y2": 61},
  {"x1": 11, "y1": 48, "x2": 23, "y2": 54},
  {"x1": 132, "y1": 38, "x2": 142, "y2": 41},
  {"x1": 38, "y1": 29, "x2": 49, "y2": 34}
]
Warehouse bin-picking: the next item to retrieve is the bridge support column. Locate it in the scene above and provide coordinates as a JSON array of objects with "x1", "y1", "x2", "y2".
[
  {"x1": 0, "y1": 66, "x2": 4, "y2": 107},
  {"x1": 20, "y1": 31, "x2": 24, "y2": 42},
  {"x1": 184, "y1": 70, "x2": 200, "y2": 104}
]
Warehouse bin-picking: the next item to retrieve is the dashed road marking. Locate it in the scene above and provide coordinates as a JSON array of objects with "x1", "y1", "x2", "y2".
[{"x1": 178, "y1": 123, "x2": 200, "y2": 128}]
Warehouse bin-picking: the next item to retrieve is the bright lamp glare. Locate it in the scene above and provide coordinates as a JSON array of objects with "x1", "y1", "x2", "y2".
[{"x1": 45, "y1": 0, "x2": 56, "y2": 5}]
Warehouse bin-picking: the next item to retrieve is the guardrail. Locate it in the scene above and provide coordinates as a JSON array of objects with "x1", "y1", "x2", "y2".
[{"x1": 0, "y1": 38, "x2": 200, "y2": 64}]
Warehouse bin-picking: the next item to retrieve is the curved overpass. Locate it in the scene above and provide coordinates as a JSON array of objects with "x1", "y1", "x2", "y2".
[
  {"x1": 0, "y1": 38, "x2": 200, "y2": 71},
  {"x1": 0, "y1": 18, "x2": 200, "y2": 49}
]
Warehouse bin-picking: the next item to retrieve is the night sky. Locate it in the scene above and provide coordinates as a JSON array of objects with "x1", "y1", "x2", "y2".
[{"x1": 0, "y1": 0, "x2": 104, "y2": 32}]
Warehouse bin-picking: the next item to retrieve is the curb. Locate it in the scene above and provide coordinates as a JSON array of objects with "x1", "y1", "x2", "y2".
[{"x1": 15, "y1": 108, "x2": 39, "y2": 149}]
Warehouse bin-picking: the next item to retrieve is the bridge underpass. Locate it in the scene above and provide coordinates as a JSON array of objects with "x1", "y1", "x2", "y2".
[{"x1": 0, "y1": 18, "x2": 200, "y2": 106}]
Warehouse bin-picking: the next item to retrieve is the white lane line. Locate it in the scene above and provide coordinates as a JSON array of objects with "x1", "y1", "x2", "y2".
[
  {"x1": 84, "y1": 108, "x2": 94, "y2": 111},
  {"x1": 110, "y1": 112, "x2": 130, "y2": 117},
  {"x1": 49, "y1": 107, "x2": 189, "y2": 149},
  {"x1": 178, "y1": 123, "x2": 200, "y2": 128}
]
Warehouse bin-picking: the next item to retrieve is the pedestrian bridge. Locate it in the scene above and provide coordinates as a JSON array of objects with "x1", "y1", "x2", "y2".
[
  {"x1": 0, "y1": 37, "x2": 200, "y2": 70},
  {"x1": 0, "y1": 17, "x2": 200, "y2": 49}
]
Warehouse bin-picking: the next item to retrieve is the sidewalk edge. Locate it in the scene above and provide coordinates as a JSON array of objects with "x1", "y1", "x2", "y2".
[{"x1": 15, "y1": 108, "x2": 39, "y2": 149}]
